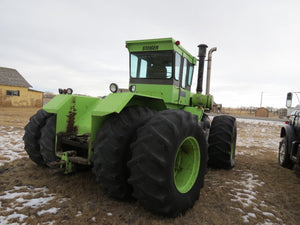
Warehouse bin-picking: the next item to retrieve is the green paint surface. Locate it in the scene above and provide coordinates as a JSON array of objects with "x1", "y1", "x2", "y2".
[{"x1": 174, "y1": 137, "x2": 200, "y2": 193}]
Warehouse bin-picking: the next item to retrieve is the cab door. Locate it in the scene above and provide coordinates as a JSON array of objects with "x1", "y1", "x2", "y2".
[{"x1": 178, "y1": 57, "x2": 190, "y2": 105}]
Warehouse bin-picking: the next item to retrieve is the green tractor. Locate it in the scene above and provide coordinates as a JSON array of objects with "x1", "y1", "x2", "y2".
[{"x1": 23, "y1": 38, "x2": 237, "y2": 217}]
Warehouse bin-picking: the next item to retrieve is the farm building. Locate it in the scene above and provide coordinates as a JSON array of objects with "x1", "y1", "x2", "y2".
[{"x1": 0, "y1": 67, "x2": 43, "y2": 107}]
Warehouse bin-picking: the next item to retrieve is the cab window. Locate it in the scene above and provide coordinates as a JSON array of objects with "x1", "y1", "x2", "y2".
[
  {"x1": 174, "y1": 52, "x2": 181, "y2": 81},
  {"x1": 181, "y1": 58, "x2": 188, "y2": 88},
  {"x1": 188, "y1": 64, "x2": 194, "y2": 86},
  {"x1": 130, "y1": 51, "x2": 173, "y2": 79}
]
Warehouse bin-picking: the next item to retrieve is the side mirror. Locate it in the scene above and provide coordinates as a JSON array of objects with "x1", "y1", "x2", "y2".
[{"x1": 286, "y1": 92, "x2": 293, "y2": 108}]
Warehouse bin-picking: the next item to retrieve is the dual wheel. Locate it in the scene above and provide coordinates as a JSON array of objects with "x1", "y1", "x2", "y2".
[
  {"x1": 92, "y1": 107, "x2": 237, "y2": 217},
  {"x1": 23, "y1": 109, "x2": 57, "y2": 166}
]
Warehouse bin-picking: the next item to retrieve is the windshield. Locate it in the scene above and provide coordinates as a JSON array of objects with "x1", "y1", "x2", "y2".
[{"x1": 130, "y1": 51, "x2": 173, "y2": 79}]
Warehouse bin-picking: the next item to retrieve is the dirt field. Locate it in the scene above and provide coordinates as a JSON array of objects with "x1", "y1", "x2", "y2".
[{"x1": 0, "y1": 107, "x2": 299, "y2": 225}]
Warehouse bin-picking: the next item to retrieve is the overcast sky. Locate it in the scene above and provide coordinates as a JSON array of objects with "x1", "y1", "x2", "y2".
[{"x1": 1, "y1": 0, "x2": 300, "y2": 108}]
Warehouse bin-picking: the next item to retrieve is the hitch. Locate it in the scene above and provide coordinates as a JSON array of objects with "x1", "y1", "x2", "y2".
[
  {"x1": 56, "y1": 151, "x2": 90, "y2": 174},
  {"x1": 60, "y1": 151, "x2": 76, "y2": 174}
]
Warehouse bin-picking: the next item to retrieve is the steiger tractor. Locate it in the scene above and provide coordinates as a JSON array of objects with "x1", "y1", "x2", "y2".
[{"x1": 23, "y1": 38, "x2": 237, "y2": 217}]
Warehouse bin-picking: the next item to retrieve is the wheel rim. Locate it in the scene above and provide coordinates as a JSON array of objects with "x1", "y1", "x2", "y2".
[
  {"x1": 230, "y1": 140, "x2": 235, "y2": 159},
  {"x1": 279, "y1": 142, "x2": 286, "y2": 164},
  {"x1": 174, "y1": 137, "x2": 200, "y2": 194},
  {"x1": 230, "y1": 127, "x2": 237, "y2": 160}
]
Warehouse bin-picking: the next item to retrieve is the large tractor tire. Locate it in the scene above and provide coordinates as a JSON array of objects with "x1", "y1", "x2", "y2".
[
  {"x1": 128, "y1": 110, "x2": 207, "y2": 217},
  {"x1": 40, "y1": 115, "x2": 57, "y2": 165},
  {"x1": 92, "y1": 106, "x2": 155, "y2": 200},
  {"x1": 278, "y1": 136, "x2": 293, "y2": 169},
  {"x1": 23, "y1": 109, "x2": 52, "y2": 165},
  {"x1": 208, "y1": 115, "x2": 237, "y2": 169}
]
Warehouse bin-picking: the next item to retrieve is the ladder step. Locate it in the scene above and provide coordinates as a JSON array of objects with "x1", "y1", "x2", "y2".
[{"x1": 68, "y1": 156, "x2": 89, "y2": 165}]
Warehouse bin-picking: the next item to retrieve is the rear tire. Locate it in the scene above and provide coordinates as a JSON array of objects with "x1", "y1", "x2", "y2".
[
  {"x1": 40, "y1": 115, "x2": 57, "y2": 165},
  {"x1": 208, "y1": 115, "x2": 237, "y2": 169},
  {"x1": 278, "y1": 136, "x2": 293, "y2": 169},
  {"x1": 128, "y1": 110, "x2": 207, "y2": 217},
  {"x1": 23, "y1": 109, "x2": 51, "y2": 165},
  {"x1": 92, "y1": 106, "x2": 155, "y2": 200}
]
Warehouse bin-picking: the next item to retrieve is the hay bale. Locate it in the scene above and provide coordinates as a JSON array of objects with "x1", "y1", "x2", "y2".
[{"x1": 255, "y1": 107, "x2": 269, "y2": 117}]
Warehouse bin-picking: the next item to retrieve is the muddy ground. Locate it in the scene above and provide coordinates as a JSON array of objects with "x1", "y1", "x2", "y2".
[{"x1": 0, "y1": 107, "x2": 299, "y2": 225}]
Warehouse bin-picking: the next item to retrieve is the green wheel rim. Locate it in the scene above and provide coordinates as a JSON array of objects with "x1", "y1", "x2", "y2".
[
  {"x1": 230, "y1": 140, "x2": 235, "y2": 159},
  {"x1": 174, "y1": 137, "x2": 200, "y2": 193},
  {"x1": 230, "y1": 130, "x2": 236, "y2": 159}
]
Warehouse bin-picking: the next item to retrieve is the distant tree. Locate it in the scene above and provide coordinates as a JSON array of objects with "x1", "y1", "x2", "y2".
[{"x1": 44, "y1": 92, "x2": 56, "y2": 98}]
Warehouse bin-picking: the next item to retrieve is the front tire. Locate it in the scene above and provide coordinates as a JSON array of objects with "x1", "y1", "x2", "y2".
[
  {"x1": 128, "y1": 110, "x2": 207, "y2": 217},
  {"x1": 278, "y1": 136, "x2": 293, "y2": 169},
  {"x1": 208, "y1": 115, "x2": 237, "y2": 169}
]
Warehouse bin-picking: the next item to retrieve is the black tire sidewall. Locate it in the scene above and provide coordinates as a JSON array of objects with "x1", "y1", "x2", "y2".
[
  {"x1": 23, "y1": 109, "x2": 50, "y2": 165},
  {"x1": 230, "y1": 120, "x2": 237, "y2": 166},
  {"x1": 168, "y1": 125, "x2": 207, "y2": 212},
  {"x1": 208, "y1": 115, "x2": 237, "y2": 169},
  {"x1": 40, "y1": 114, "x2": 57, "y2": 164},
  {"x1": 128, "y1": 110, "x2": 207, "y2": 217},
  {"x1": 278, "y1": 136, "x2": 293, "y2": 169},
  {"x1": 92, "y1": 106, "x2": 155, "y2": 199}
]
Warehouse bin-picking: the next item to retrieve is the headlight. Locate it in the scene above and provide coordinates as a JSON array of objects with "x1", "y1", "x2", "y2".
[
  {"x1": 58, "y1": 88, "x2": 73, "y2": 95},
  {"x1": 66, "y1": 88, "x2": 73, "y2": 95},
  {"x1": 129, "y1": 85, "x2": 136, "y2": 92},
  {"x1": 110, "y1": 83, "x2": 119, "y2": 93}
]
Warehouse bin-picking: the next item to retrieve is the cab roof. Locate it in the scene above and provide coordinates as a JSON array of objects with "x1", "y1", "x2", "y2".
[{"x1": 126, "y1": 38, "x2": 197, "y2": 64}]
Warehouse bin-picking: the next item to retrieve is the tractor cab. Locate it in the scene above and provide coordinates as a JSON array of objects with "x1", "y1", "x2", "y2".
[{"x1": 126, "y1": 38, "x2": 197, "y2": 106}]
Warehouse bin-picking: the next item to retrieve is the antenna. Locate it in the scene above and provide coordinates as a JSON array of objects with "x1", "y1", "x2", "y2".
[{"x1": 260, "y1": 91, "x2": 263, "y2": 107}]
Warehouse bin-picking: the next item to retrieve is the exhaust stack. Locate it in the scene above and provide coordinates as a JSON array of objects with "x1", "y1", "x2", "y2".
[
  {"x1": 196, "y1": 44, "x2": 208, "y2": 93},
  {"x1": 205, "y1": 47, "x2": 217, "y2": 95}
]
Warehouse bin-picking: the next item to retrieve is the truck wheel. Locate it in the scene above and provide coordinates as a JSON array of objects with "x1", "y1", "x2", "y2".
[
  {"x1": 40, "y1": 115, "x2": 57, "y2": 165},
  {"x1": 92, "y1": 106, "x2": 155, "y2": 200},
  {"x1": 278, "y1": 136, "x2": 293, "y2": 169},
  {"x1": 128, "y1": 110, "x2": 207, "y2": 217},
  {"x1": 208, "y1": 115, "x2": 237, "y2": 169},
  {"x1": 23, "y1": 109, "x2": 51, "y2": 165}
]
